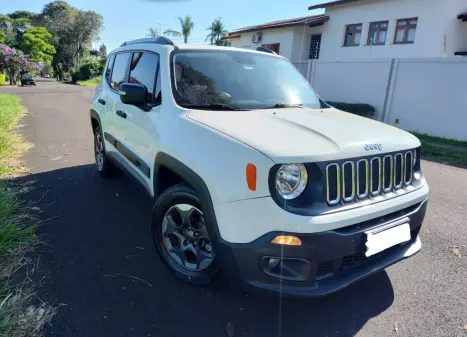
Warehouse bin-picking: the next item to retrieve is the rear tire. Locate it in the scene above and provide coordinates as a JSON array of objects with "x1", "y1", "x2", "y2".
[
  {"x1": 151, "y1": 183, "x2": 219, "y2": 284},
  {"x1": 94, "y1": 126, "x2": 119, "y2": 178}
]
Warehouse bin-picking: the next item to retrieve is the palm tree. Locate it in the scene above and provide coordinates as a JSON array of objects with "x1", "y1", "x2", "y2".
[
  {"x1": 163, "y1": 28, "x2": 181, "y2": 38},
  {"x1": 205, "y1": 17, "x2": 228, "y2": 45},
  {"x1": 147, "y1": 28, "x2": 159, "y2": 38},
  {"x1": 206, "y1": 24, "x2": 215, "y2": 45},
  {"x1": 165, "y1": 16, "x2": 194, "y2": 43}
]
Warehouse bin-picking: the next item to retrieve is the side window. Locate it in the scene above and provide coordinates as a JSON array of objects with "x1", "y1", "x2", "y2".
[
  {"x1": 105, "y1": 54, "x2": 115, "y2": 84},
  {"x1": 111, "y1": 53, "x2": 131, "y2": 91},
  {"x1": 128, "y1": 52, "x2": 159, "y2": 103}
]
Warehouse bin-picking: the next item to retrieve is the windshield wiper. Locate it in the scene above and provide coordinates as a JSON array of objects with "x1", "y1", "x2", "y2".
[
  {"x1": 181, "y1": 103, "x2": 245, "y2": 111},
  {"x1": 260, "y1": 103, "x2": 304, "y2": 109}
]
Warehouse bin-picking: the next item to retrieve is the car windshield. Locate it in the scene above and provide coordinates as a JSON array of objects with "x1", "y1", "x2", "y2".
[{"x1": 171, "y1": 50, "x2": 323, "y2": 110}]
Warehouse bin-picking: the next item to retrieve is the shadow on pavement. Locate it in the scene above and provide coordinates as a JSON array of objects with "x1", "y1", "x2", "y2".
[{"x1": 10, "y1": 164, "x2": 395, "y2": 337}]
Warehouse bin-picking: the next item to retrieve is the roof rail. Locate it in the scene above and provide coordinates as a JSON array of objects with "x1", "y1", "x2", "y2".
[
  {"x1": 256, "y1": 47, "x2": 276, "y2": 54},
  {"x1": 120, "y1": 37, "x2": 174, "y2": 47}
]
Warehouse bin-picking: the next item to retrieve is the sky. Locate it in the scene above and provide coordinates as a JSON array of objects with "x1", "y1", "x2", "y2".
[{"x1": 1, "y1": 0, "x2": 324, "y2": 52}]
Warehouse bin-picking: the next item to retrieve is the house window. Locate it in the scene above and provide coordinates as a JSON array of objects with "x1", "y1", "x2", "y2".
[
  {"x1": 309, "y1": 34, "x2": 322, "y2": 59},
  {"x1": 367, "y1": 21, "x2": 388, "y2": 45},
  {"x1": 261, "y1": 43, "x2": 280, "y2": 54},
  {"x1": 394, "y1": 18, "x2": 418, "y2": 44},
  {"x1": 344, "y1": 24, "x2": 362, "y2": 46}
]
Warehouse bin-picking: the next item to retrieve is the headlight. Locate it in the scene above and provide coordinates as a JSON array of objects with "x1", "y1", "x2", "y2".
[{"x1": 275, "y1": 163, "x2": 308, "y2": 199}]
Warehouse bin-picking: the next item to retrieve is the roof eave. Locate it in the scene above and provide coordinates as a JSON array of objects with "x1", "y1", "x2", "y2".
[
  {"x1": 231, "y1": 16, "x2": 329, "y2": 35},
  {"x1": 308, "y1": 0, "x2": 360, "y2": 10},
  {"x1": 309, "y1": 16, "x2": 329, "y2": 27}
]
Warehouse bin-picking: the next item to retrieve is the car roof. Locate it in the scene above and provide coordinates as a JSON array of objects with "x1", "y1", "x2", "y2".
[{"x1": 112, "y1": 40, "x2": 281, "y2": 58}]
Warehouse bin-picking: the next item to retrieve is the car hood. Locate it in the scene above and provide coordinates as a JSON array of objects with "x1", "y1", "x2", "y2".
[{"x1": 186, "y1": 107, "x2": 420, "y2": 163}]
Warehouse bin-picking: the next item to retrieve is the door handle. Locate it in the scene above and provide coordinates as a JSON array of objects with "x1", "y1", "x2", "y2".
[
  {"x1": 116, "y1": 110, "x2": 127, "y2": 119},
  {"x1": 98, "y1": 98, "x2": 106, "y2": 105}
]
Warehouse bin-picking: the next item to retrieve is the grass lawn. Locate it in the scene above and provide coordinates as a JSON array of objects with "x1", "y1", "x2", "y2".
[
  {"x1": 412, "y1": 132, "x2": 467, "y2": 166},
  {"x1": 77, "y1": 76, "x2": 101, "y2": 87},
  {"x1": 0, "y1": 94, "x2": 54, "y2": 336}
]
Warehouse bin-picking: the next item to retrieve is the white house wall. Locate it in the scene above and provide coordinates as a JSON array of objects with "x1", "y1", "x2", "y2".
[
  {"x1": 229, "y1": 25, "x2": 326, "y2": 62},
  {"x1": 319, "y1": 0, "x2": 467, "y2": 60},
  {"x1": 385, "y1": 58, "x2": 467, "y2": 141},
  {"x1": 232, "y1": 28, "x2": 296, "y2": 60},
  {"x1": 293, "y1": 26, "x2": 324, "y2": 61},
  {"x1": 230, "y1": 38, "x2": 242, "y2": 48},
  {"x1": 311, "y1": 58, "x2": 393, "y2": 121}
]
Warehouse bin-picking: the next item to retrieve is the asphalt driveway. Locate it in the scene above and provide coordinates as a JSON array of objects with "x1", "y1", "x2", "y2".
[{"x1": 1, "y1": 82, "x2": 466, "y2": 337}]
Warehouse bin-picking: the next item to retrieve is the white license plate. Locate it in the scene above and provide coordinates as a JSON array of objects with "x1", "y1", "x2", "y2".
[{"x1": 365, "y1": 219, "x2": 411, "y2": 257}]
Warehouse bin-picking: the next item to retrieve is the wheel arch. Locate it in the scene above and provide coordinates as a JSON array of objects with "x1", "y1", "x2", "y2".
[
  {"x1": 153, "y1": 152, "x2": 223, "y2": 243},
  {"x1": 90, "y1": 109, "x2": 101, "y2": 131}
]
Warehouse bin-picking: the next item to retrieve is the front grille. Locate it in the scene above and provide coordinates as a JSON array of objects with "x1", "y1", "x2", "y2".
[
  {"x1": 394, "y1": 153, "x2": 403, "y2": 189},
  {"x1": 326, "y1": 163, "x2": 340, "y2": 205},
  {"x1": 325, "y1": 150, "x2": 415, "y2": 205},
  {"x1": 356, "y1": 159, "x2": 369, "y2": 198},
  {"x1": 342, "y1": 161, "x2": 355, "y2": 202},
  {"x1": 370, "y1": 157, "x2": 381, "y2": 195},
  {"x1": 383, "y1": 155, "x2": 393, "y2": 192},
  {"x1": 404, "y1": 152, "x2": 413, "y2": 185}
]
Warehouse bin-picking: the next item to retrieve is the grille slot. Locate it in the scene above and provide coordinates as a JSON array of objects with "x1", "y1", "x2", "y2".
[
  {"x1": 356, "y1": 159, "x2": 369, "y2": 198},
  {"x1": 326, "y1": 163, "x2": 340, "y2": 205},
  {"x1": 342, "y1": 161, "x2": 355, "y2": 202},
  {"x1": 370, "y1": 157, "x2": 381, "y2": 195},
  {"x1": 325, "y1": 151, "x2": 415, "y2": 205},
  {"x1": 404, "y1": 151, "x2": 413, "y2": 185},
  {"x1": 382, "y1": 155, "x2": 393, "y2": 192},
  {"x1": 394, "y1": 153, "x2": 404, "y2": 189}
]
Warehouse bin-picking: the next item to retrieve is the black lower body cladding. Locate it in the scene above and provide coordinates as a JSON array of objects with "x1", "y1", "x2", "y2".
[{"x1": 214, "y1": 200, "x2": 427, "y2": 297}]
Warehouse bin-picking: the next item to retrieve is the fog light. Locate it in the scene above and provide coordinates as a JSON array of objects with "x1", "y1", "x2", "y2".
[
  {"x1": 268, "y1": 258, "x2": 281, "y2": 269},
  {"x1": 271, "y1": 235, "x2": 302, "y2": 246}
]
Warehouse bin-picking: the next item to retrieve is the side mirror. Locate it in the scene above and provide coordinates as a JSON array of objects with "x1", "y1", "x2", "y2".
[{"x1": 119, "y1": 83, "x2": 147, "y2": 105}]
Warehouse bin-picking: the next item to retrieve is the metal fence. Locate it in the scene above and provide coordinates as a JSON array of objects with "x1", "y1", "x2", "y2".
[{"x1": 292, "y1": 62, "x2": 310, "y2": 78}]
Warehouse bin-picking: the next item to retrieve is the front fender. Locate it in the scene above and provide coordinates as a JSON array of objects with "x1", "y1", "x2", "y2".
[{"x1": 155, "y1": 113, "x2": 275, "y2": 204}]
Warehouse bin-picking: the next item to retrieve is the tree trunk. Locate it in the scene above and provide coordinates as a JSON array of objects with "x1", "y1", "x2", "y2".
[{"x1": 8, "y1": 70, "x2": 16, "y2": 85}]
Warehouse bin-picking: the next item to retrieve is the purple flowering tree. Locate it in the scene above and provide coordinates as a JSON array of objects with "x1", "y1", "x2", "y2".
[{"x1": 0, "y1": 44, "x2": 43, "y2": 85}]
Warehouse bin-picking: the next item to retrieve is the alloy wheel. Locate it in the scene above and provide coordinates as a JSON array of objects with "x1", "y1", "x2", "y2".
[
  {"x1": 95, "y1": 132, "x2": 105, "y2": 171},
  {"x1": 162, "y1": 204, "x2": 214, "y2": 271}
]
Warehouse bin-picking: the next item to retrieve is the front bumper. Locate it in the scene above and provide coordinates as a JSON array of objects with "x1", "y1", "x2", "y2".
[{"x1": 215, "y1": 199, "x2": 427, "y2": 297}]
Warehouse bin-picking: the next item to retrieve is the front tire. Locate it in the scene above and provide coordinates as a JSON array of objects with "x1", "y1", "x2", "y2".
[
  {"x1": 151, "y1": 183, "x2": 218, "y2": 284},
  {"x1": 94, "y1": 126, "x2": 118, "y2": 178}
]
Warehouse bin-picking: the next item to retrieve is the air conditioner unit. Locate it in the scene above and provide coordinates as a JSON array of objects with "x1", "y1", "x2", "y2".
[{"x1": 252, "y1": 32, "x2": 262, "y2": 44}]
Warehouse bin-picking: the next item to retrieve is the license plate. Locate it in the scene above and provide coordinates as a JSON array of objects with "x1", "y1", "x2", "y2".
[{"x1": 365, "y1": 218, "x2": 411, "y2": 257}]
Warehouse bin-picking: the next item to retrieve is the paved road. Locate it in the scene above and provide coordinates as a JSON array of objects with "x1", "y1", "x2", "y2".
[{"x1": 1, "y1": 82, "x2": 466, "y2": 337}]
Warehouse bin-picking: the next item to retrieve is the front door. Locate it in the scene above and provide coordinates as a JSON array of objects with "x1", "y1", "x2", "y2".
[
  {"x1": 118, "y1": 51, "x2": 162, "y2": 190},
  {"x1": 101, "y1": 52, "x2": 132, "y2": 158}
]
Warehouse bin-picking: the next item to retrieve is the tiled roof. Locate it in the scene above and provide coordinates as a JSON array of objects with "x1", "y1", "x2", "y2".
[
  {"x1": 221, "y1": 33, "x2": 241, "y2": 40},
  {"x1": 309, "y1": 0, "x2": 361, "y2": 10},
  {"x1": 224, "y1": 15, "x2": 329, "y2": 37},
  {"x1": 458, "y1": 12, "x2": 467, "y2": 21}
]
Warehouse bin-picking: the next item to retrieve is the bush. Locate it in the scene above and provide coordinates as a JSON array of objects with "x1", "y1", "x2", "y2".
[
  {"x1": 327, "y1": 102, "x2": 376, "y2": 118},
  {"x1": 71, "y1": 59, "x2": 101, "y2": 83}
]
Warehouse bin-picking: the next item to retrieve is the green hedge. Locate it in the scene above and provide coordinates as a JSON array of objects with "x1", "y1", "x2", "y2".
[
  {"x1": 327, "y1": 102, "x2": 376, "y2": 118},
  {"x1": 71, "y1": 59, "x2": 102, "y2": 83}
]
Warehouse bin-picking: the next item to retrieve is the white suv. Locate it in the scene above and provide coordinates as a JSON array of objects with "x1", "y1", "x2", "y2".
[{"x1": 90, "y1": 37, "x2": 429, "y2": 296}]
